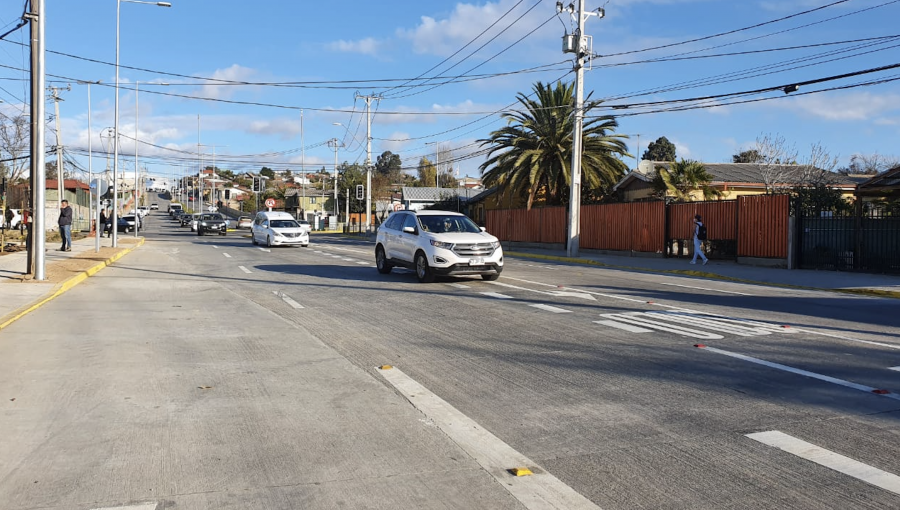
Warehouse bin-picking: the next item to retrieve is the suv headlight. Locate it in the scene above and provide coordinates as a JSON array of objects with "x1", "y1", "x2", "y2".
[
  {"x1": 430, "y1": 240, "x2": 454, "y2": 249},
  {"x1": 490, "y1": 241, "x2": 501, "y2": 249}
]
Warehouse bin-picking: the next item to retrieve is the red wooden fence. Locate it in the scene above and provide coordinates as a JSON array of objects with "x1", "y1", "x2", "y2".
[
  {"x1": 485, "y1": 194, "x2": 790, "y2": 260},
  {"x1": 737, "y1": 194, "x2": 789, "y2": 258}
]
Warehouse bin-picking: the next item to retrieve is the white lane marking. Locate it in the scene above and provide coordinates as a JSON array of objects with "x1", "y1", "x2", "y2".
[
  {"x1": 356, "y1": 261, "x2": 370, "y2": 265},
  {"x1": 90, "y1": 504, "x2": 158, "y2": 510},
  {"x1": 481, "y1": 292, "x2": 513, "y2": 300},
  {"x1": 212, "y1": 245, "x2": 218, "y2": 249},
  {"x1": 890, "y1": 366, "x2": 900, "y2": 372},
  {"x1": 257, "y1": 247, "x2": 271, "y2": 253},
  {"x1": 530, "y1": 304, "x2": 572, "y2": 314},
  {"x1": 790, "y1": 327, "x2": 900, "y2": 351},
  {"x1": 273, "y1": 291, "x2": 304, "y2": 309},
  {"x1": 660, "y1": 282, "x2": 751, "y2": 296},
  {"x1": 747, "y1": 431, "x2": 900, "y2": 496},
  {"x1": 238, "y1": 266, "x2": 252, "y2": 274},
  {"x1": 648, "y1": 311, "x2": 774, "y2": 337},
  {"x1": 341, "y1": 257, "x2": 355, "y2": 262},
  {"x1": 700, "y1": 346, "x2": 900, "y2": 400},
  {"x1": 502, "y1": 276, "x2": 647, "y2": 304},
  {"x1": 223, "y1": 253, "x2": 231, "y2": 258},
  {"x1": 447, "y1": 283, "x2": 470, "y2": 289},
  {"x1": 594, "y1": 320, "x2": 653, "y2": 333},
  {"x1": 379, "y1": 367, "x2": 601, "y2": 510},
  {"x1": 601, "y1": 313, "x2": 724, "y2": 339},
  {"x1": 331, "y1": 255, "x2": 342, "y2": 258},
  {"x1": 488, "y1": 281, "x2": 596, "y2": 301}
]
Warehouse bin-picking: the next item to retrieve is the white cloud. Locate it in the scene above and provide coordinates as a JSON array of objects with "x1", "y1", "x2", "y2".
[
  {"x1": 199, "y1": 65, "x2": 258, "y2": 100},
  {"x1": 380, "y1": 132, "x2": 412, "y2": 153},
  {"x1": 780, "y1": 92, "x2": 900, "y2": 121},
  {"x1": 397, "y1": 1, "x2": 551, "y2": 56},
  {"x1": 672, "y1": 139, "x2": 691, "y2": 159},
  {"x1": 247, "y1": 118, "x2": 301, "y2": 139},
  {"x1": 326, "y1": 37, "x2": 382, "y2": 56}
]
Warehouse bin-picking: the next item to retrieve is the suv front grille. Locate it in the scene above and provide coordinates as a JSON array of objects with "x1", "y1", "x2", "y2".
[{"x1": 452, "y1": 242, "x2": 496, "y2": 257}]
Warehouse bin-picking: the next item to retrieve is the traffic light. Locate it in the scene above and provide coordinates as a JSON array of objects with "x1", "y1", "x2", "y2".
[
  {"x1": 356, "y1": 184, "x2": 364, "y2": 200},
  {"x1": 253, "y1": 178, "x2": 260, "y2": 192}
]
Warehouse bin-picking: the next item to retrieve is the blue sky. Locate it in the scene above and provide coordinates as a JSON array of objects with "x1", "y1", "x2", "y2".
[{"x1": 1, "y1": 0, "x2": 899, "y2": 183}]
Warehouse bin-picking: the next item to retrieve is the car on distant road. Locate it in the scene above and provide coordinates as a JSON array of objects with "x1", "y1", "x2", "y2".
[
  {"x1": 168, "y1": 203, "x2": 183, "y2": 216},
  {"x1": 150, "y1": 203, "x2": 159, "y2": 210},
  {"x1": 197, "y1": 213, "x2": 227, "y2": 236},
  {"x1": 375, "y1": 210, "x2": 503, "y2": 283},
  {"x1": 251, "y1": 211, "x2": 309, "y2": 247},
  {"x1": 188, "y1": 213, "x2": 202, "y2": 231},
  {"x1": 236, "y1": 216, "x2": 253, "y2": 229}
]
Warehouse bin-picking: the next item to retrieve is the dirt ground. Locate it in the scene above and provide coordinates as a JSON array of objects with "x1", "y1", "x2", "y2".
[{"x1": 1, "y1": 232, "x2": 138, "y2": 284}]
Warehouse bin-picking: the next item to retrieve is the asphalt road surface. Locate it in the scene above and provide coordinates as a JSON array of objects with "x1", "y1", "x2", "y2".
[{"x1": 2, "y1": 201, "x2": 899, "y2": 510}]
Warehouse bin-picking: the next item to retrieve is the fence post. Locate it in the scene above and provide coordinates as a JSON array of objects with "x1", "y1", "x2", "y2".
[{"x1": 854, "y1": 198, "x2": 863, "y2": 270}]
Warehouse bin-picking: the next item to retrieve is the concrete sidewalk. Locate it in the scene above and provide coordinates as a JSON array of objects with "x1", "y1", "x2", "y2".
[
  {"x1": 504, "y1": 246, "x2": 900, "y2": 298},
  {"x1": 0, "y1": 235, "x2": 142, "y2": 329}
]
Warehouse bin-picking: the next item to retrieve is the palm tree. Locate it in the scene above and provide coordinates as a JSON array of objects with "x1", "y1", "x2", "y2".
[
  {"x1": 652, "y1": 159, "x2": 722, "y2": 202},
  {"x1": 478, "y1": 81, "x2": 629, "y2": 210}
]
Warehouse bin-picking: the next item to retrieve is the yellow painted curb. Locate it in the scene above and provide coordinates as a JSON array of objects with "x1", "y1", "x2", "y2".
[
  {"x1": 504, "y1": 250, "x2": 900, "y2": 300},
  {"x1": 0, "y1": 238, "x2": 145, "y2": 331}
]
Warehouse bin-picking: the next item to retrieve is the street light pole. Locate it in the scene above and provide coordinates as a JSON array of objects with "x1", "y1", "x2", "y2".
[
  {"x1": 327, "y1": 137, "x2": 342, "y2": 221},
  {"x1": 113, "y1": 0, "x2": 171, "y2": 247},
  {"x1": 77, "y1": 80, "x2": 101, "y2": 252}
]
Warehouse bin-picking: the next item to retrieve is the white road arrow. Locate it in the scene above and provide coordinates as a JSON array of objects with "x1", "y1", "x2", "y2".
[{"x1": 487, "y1": 281, "x2": 596, "y2": 301}]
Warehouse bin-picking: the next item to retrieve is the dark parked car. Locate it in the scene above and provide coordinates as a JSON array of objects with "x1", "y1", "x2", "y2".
[
  {"x1": 117, "y1": 214, "x2": 142, "y2": 233},
  {"x1": 197, "y1": 213, "x2": 227, "y2": 236}
]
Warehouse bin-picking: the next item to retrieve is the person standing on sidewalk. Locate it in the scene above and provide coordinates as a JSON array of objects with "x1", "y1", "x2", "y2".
[
  {"x1": 690, "y1": 214, "x2": 708, "y2": 265},
  {"x1": 58, "y1": 199, "x2": 73, "y2": 252}
]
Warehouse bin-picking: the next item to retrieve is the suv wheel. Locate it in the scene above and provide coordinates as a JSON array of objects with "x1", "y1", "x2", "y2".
[
  {"x1": 197, "y1": 229, "x2": 203, "y2": 236},
  {"x1": 375, "y1": 246, "x2": 392, "y2": 274},
  {"x1": 266, "y1": 236, "x2": 273, "y2": 248},
  {"x1": 251, "y1": 234, "x2": 258, "y2": 246},
  {"x1": 414, "y1": 251, "x2": 435, "y2": 283}
]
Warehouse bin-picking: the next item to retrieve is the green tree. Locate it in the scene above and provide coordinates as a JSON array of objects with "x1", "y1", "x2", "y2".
[
  {"x1": 651, "y1": 159, "x2": 721, "y2": 202},
  {"x1": 375, "y1": 151, "x2": 402, "y2": 177},
  {"x1": 417, "y1": 157, "x2": 436, "y2": 187},
  {"x1": 478, "y1": 80, "x2": 629, "y2": 209},
  {"x1": 260, "y1": 167, "x2": 275, "y2": 179},
  {"x1": 642, "y1": 136, "x2": 676, "y2": 162},
  {"x1": 732, "y1": 149, "x2": 762, "y2": 163}
]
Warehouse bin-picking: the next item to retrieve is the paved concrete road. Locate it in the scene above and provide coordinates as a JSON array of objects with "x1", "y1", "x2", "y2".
[{"x1": 2, "y1": 206, "x2": 899, "y2": 510}]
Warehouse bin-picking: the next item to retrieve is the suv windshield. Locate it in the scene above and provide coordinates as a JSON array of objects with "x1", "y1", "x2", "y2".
[
  {"x1": 271, "y1": 219, "x2": 300, "y2": 228},
  {"x1": 418, "y1": 215, "x2": 481, "y2": 234}
]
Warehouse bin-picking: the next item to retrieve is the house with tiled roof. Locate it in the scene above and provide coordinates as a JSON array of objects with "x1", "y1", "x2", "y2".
[
  {"x1": 613, "y1": 161, "x2": 860, "y2": 202},
  {"x1": 400, "y1": 186, "x2": 486, "y2": 211}
]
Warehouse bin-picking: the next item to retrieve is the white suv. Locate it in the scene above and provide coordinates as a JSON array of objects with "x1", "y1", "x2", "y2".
[{"x1": 375, "y1": 210, "x2": 503, "y2": 283}]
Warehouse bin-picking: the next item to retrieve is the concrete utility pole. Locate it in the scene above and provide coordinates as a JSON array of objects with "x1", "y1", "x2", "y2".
[
  {"x1": 300, "y1": 109, "x2": 305, "y2": 220},
  {"x1": 28, "y1": 0, "x2": 46, "y2": 279},
  {"x1": 356, "y1": 92, "x2": 381, "y2": 232},
  {"x1": 327, "y1": 138, "x2": 342, "y2": 219},
  {"x1": 50, "y1": 85, "x2": 70, "y2": 215},
  {"x1": 560, "y1": 0, "x2": 604, "y2": 257}
]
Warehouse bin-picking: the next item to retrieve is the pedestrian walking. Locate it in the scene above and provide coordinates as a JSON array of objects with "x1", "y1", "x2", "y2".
[
  {"x1": 100, "y1": 209, "x2": 109, "y2": 238},
  {"x1": 690, "y1": 214, "x2": 708, "y2": 265},
  {"x1": 58, "y1": 199, "x2": 73, "y2": 251}
]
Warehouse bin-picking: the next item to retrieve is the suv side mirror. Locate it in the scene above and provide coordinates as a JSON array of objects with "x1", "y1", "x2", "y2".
[
  {"x1": 480, "y1": 227, "x2": 486, "y2": 232},
  {"x1": 402, "y1": 226, "x2": 416, "y2": 234}
]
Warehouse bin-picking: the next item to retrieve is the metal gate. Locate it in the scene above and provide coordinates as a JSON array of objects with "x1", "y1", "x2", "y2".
[{"x1": 797, "y1": 202, "x2": 900, "y2": 273}]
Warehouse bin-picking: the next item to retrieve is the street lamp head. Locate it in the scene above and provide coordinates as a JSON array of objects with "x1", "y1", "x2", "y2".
[
  {"x1": 157, "y1": 2, "x2": 172, "y2": 6},
  {"x1": 333, "y1": 122, "x2": 342, "y2": 126}
]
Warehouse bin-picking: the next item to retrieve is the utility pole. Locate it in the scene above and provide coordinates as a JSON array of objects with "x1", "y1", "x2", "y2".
[
  {"x1": 559, "y1": 0, "x2": 604, "y2": 257},
  {"x1": 300, "y1": 109, "x2": 305, "y2": 220},
  {"x1": 356, "y1": 92, "x2": 381, "y2": 232},
  {"x1": 27, "y1": 0, "x2": 46, "y2": 279},
  {"x1": 50, "y1": 85, "x2": 70, "y2": 214},
  {"x1": 327, "y1": 138, "x2": 342, "y2": 220}
]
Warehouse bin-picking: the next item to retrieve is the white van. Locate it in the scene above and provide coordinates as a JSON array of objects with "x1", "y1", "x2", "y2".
[{"x1": 251, "y1": 211, "x2": 309, "y2": 247}]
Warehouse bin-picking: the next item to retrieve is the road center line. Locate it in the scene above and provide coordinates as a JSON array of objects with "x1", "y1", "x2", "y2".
[
  {"x1": 257, "y1": 247, "x2": 271, "y2": 253},
  {"x1": 481, "y1": 292, "x2": 513, "y2": 300},
  {"x1": 659, "y1": 282, "x2": 751, "y2": 295},
  {"x1": 889, "y1": 366, "x2": 900, "y2": 372},
  {"x1": 447, "y1": 283, "x2": 470, "y2": 289},
  {"x1": 273, "y1": 291, "x2": 304, "y2": 309},
  {"x1": 90, "y1": 504, "x2": 158, "y2": 510},
  {"x1": 699, "y1": 345, "x2": 900, "y2": 400},
  {"x1": 238, "y1": 266, "x2": 252, "y2": 274},
  {"x1": 746, "y1": 431, "x2": 900, "y2": 496},
  {"x1": 223, "y1": 253, "x2": 231, "y2": 258},
  {"x1": 378, "y1": 367, "x2": 601, "y2": 510},
  {"x1": 789, "y1": 327, "x2": 900, "y2": 351},
  {"x1": 530, "y1": 304, "x2": 572, "y2": 313}
]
